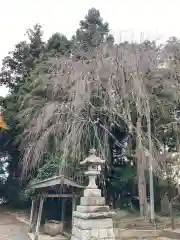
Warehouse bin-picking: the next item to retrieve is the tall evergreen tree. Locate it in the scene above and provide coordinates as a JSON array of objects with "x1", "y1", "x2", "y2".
[
  {"x1": 0, "y1": 24, "x2": 44, "y2": 90},
  {"x1": 75, "y1": 8, "x2": 109, "y2": 51},
  {"x1": 0, "y1": 24, "x2": 45, "y2": 205},
  {"x1": 46, "y1": 33, "x2": 71, "y2": 56}
]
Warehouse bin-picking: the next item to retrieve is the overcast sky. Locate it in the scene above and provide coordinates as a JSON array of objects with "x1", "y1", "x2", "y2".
[{"x1": 0, "y1": 0, "x2": 180, "y2": 96}]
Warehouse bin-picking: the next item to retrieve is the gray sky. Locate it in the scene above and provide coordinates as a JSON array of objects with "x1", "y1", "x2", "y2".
[{"x1": 0, "y1": 0, "x2": 180, "y2": 96}]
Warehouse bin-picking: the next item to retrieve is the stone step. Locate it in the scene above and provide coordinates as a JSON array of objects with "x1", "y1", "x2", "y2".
[
  {"x1": 76, "y1": 205, "x2": 110, "y2": 213},
  {"x1": 115, "y1": 237, "x2": 172, "y2": 239},
  {"x1": 72, "y1": 225, "x2": 115, "y2": 239},
  {"x1": 73, "y1": 211, "x2": 115, "y2": 220}
]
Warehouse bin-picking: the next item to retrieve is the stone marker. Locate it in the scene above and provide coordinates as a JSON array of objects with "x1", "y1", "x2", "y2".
[{"x1": 71, "y1": 149, "x2": 115, "y2": 240}]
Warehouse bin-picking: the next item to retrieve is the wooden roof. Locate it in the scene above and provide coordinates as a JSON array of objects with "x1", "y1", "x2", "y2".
[{"x1": 30, "y1": 175, "x2": 85, "y2": 190}]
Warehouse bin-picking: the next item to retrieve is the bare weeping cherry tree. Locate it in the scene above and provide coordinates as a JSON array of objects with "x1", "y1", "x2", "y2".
[{"x1": 18, "y1": 40, "x2": 180, "y2": 220}]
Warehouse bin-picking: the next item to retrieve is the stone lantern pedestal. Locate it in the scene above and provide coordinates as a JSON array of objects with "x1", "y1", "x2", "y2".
[{"x1": 71, "y1": 149, "x2": 115, "y2": 240}]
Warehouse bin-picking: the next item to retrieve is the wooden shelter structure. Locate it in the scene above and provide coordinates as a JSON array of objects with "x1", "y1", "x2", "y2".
[{"x1": 28, "y1": 167, "x2": 85, "y2": 240}]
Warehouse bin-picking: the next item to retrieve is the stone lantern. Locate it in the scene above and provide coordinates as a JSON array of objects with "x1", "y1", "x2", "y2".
[
  {"x1": 80, "y1": 148, "x2": 105, "y2": 193},
  {"x1": 71, "y1": 148, "x2": 115, "y2": 240}
]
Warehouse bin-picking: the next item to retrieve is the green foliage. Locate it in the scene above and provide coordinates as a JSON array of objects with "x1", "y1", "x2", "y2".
[
  {"x1": 36, "y1": 153, "x2": 62, "y2": 180},
  {"x1": 0, "y1": 24, "x2": 44, "y2": 90},
  {"x1": 110, "y1": 165, "x2": 135, "y2": 190},
  {"x1": 46, "y1": 33, "x2": 71, "y2": 56},
  {"x1": 0, "y1": 24, "x2": 45, "y2": 205},
  {"x1": 1, "y1": 7, "x2": 180, "y2": 213},
  {"x1": 75, "y1": 8, "x2": 110, "y2": 51}
]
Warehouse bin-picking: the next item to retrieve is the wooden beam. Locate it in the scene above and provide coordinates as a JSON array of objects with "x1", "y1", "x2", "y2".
[
  {"x1": 29, "y1": 198, "x2": 35, "y2": 233},
  {"x1": 33, "y1": 176, "x2": 62, "y2": 189},
  {"x1": 34, "y1": 196, "x2": 44, "y2": 240},
  {"x1": 31, "y1": 175, "x2": 84, "y2": 190},
  {"x1": 46, "y1": 194, "x2": 73, "y2": 198}
]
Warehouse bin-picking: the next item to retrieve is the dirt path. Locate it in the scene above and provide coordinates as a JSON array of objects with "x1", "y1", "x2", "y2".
[{"x1": 0, "y1": 211, "x2": 29, "y2": 240}]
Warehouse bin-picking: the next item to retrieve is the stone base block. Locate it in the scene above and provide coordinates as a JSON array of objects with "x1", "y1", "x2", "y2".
[
  {"x1": 73, "y1": 216, "x2": 114, "y2": 230},
  {"x1": 71, "y1": 225, "x2": 115, "y2": 240},
  {"x1": 80, "y1": 196, "x2": 105, "y2": 206},
  {"x1": 84, "y1": 188, "x2": 101, "y2": 197},
  {"x1": 71, "y1": 236, "x2": 79, "y2": 240},
  {"x1": 77, "y1": 205, "x2": 109, "y2": 213}
]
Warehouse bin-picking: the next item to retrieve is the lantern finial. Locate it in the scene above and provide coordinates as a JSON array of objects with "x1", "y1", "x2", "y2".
[{"x1": 89, "y1": 148, "x2": 96, "y2": 155}]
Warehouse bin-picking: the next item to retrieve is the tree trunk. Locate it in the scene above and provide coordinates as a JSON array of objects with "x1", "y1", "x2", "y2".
[
  {"x1": 169, "y1": 200, "x2": 175, "y2": 230},
  {"x1": 146, "y1": 102, "x2": 155, "y2": 222},
  {"x1": 136, "y1": 116, "x2": 147, "y2": 217}
]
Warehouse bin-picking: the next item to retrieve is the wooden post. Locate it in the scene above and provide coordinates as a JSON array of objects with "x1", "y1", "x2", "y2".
[
  {"x1": 33, "y1": 198, "x2": 38, "y2": 227},
  {"x1": 72, "y1": 192, "x2": 76, "y2": 211},
  {"x1": 34, "y1": 196, "x2": 44, "y2": 240},
  {"x1": 61, "y1": 197, "x2": 66, "y2": 222},
  {"x1": 29, "y1": 198, "x2": 35, "y2": 233},
  {"x1": 72, "y1": 192, "x2": 76, "y2": 227}
]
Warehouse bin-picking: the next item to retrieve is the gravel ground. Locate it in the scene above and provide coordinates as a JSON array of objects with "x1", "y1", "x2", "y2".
[{"x1": 0, "y1": 212, "x2": 29, "y2": 240}]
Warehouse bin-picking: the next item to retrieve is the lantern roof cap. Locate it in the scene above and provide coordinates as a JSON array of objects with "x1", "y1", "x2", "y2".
[{"x1": 80, "y1": 148, "x2": 105, "y2": 166}]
